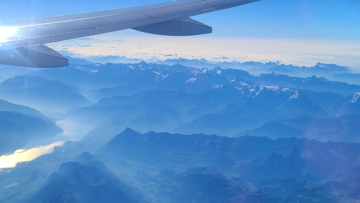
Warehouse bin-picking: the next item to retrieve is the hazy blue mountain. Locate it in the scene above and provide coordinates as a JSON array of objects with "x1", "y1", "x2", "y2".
[
  {"x1": 176, "y1": 88, "x2": 328, "y2": 136},
  {"x1": 71, "y1": 56, "x2": 349, "y2": 78},
  {"x1": 322, "y1": 177, "x2": 360, "y2": 201},
  {"x1": 177, "y1": 102, "x2": 281, "y2": 136},
  {"x1": 95, "y1": 91, "x2": 150, "y2": 106},
  {"x1": 128, "y1": 110, "x2": 179, "y2": 133},
  {"x1": 336, "y1": 164, "x2": 360, "y2": 179},
  {"x1": 330, "y1": 92, "x2": 360, "y2": 116},
  {"x1": 88, "y1": 88, "x2": 243, "y2": 129},
  {"x1": 0, "y1": 74, "x2": 5, "y2": 82},
  {"x1": 301, "y1": 90, "x2": 345, "y2": 113},
  {"x1": 240, "y1": 114, "x2": 360, "y2": 142},
  {"x1": 255, "y1": 63, "x2": 348, "y2": 78},
  {"x1": 238, "y1": 139, "x2": 360, "y2": 182},
  {"x1": 151, "y1": 58, "x2": 350, "y2": 79},
  {"x1": 157, "y1": 58, "x2": 219, "y2": 69},
  {"x1": 0, "y1": 64, "x2": 36, "y2": 79},
  {"x1": 218, "y1": 61, "x2": 349, "y2": 78},
  {"x1": 86, "y1": 85, "x2": 330, "y2": 136},
  {"x1": 86, "y1": 84, "x2": 142, "y2": 102},
  {"x1": 67, "y1": 101, "x2": 182, "y2": 132},
  {"x1": 0, "y1": 111, "x2": 62, "y2": 155},
  {"x1": 274, "y1": 91, "x2": 329, "y2": 119},
  {"x1": 223, "y1": 84, "x2": 328, "y2": 119},
  {"x1": 30, "y1": 152, "x2": 146, "y2": 203},
  {"x1": 31, "y1": 62, "x2": 197, "y2": 90},
  {"x1": 0, "y1": 98, "x2": 47, "y2": 119},
  {"x1": 66, "y1": 56, "x2": 93, "y2": 65},
  {"x1": 0, "y1": 60, "x2": 358, "y2": 203},
  {"x1": 257, "y1": 178, "x2": 334, "y2": 203},
  {"x1": 66, "y1": 104, "x2": 135, "y2": 127},
  {"x1": 331, "y1": 72, "x2": 360, "y2": 85},
  {"x1": 105, "y1": 129, "x2": 360, "y2": 182},
  {"x1": 0, "y1": 75, "x2": 91, "y2": 113},
  {"x1": 252, "y1": 74, "x2": 360, "y2": 96}
]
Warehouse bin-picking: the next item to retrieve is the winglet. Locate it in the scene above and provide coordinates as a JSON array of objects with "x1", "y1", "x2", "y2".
[{"x1": 0, "y1": 45, "x2": 68, "y2": 68}]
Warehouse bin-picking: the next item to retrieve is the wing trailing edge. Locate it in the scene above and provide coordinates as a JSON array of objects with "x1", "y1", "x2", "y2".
[
  {"x1": 0, "y1": 45, "x2": 68, "y2": 68},
  {"x1": 133, "y1": 18, "x2": 212, "y2": 36}
]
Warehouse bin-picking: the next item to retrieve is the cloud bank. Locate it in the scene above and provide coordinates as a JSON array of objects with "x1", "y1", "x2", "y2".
[{"x1": 50, "y1": 36, "x2": 360, "y2": 70}]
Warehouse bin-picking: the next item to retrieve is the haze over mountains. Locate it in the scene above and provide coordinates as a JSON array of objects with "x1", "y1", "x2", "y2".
[{"x1": 0, "y1": 58, "x2": 360, "y2": 203}]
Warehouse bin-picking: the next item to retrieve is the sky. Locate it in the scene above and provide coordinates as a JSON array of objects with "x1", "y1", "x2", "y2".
[
  {"x1": 1, "y1": 0, "x2": 360, "y2": 68},
  {"x1": 1, "y1": 0, "x2": 359, "y2": 40}
]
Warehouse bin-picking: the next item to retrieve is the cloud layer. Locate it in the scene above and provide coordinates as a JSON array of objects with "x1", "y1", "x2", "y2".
[{"x1": 50, "y1": 36, "x2": 360, "y2": 70}]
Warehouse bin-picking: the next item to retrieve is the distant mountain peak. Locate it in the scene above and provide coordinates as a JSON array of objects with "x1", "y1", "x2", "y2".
[
  {"x1": 74, "y1": 151, "x2": 95, "y2": 162},
  {"x1": 121, "y1": 127, "x2": 139, "y2": 135},
  {"x1": 139, "y1": 61, "x2": 148, "y2": 65}
]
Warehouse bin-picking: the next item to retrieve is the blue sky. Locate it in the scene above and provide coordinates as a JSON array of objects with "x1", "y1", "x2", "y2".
[{"x1": 1, "y1": 0, "x2": 359, "y2": 40}]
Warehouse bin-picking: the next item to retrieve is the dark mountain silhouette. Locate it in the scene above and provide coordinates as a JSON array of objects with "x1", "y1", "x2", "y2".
[
  {"x1": 104, "y1": 128, "x2": 298, "y2": 168},
  {"x1": 105, "y1": 129, "x2": 360, "y2": 183}
]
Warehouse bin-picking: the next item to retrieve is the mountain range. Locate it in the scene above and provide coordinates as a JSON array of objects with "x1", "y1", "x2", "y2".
[{"x1": 1, "y1": 59, "x2": 360, "y2": 203}]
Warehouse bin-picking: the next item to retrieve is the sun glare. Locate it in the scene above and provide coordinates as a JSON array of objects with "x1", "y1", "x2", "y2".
[
  {"x1": 0, "y1": 26, "x2": 17, "y2": 43},
  {"x1": 0, "y1": 142, "x2": 65, "y2": 169}
]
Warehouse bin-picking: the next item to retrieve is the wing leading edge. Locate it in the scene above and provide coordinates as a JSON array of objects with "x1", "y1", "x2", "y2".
[{"x1": 0, "y1": 0, "x2": 261, "y2": 68}]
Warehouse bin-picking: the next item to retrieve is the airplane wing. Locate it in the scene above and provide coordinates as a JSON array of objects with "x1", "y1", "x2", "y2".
[{"x1": 0, "y1": 0, "x2": 260, "y2": 67}]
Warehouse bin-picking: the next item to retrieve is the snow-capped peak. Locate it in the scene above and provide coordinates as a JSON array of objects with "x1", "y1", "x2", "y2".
[
  {"x1": 264, "y1": 86, "x2": 280, "y2": 91},
  {"x1": 288, "y1": 90, "x2": 300, "y2": 101},
  {"x1": 350, "y1": 92, "x2": 360, "y2": 103},
  {"x1": 212, "y1": 84, "x2": 223, "y2": 89},
  {"x1": 186, "y1": 78, "x2": 197, "y2": 83}
]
